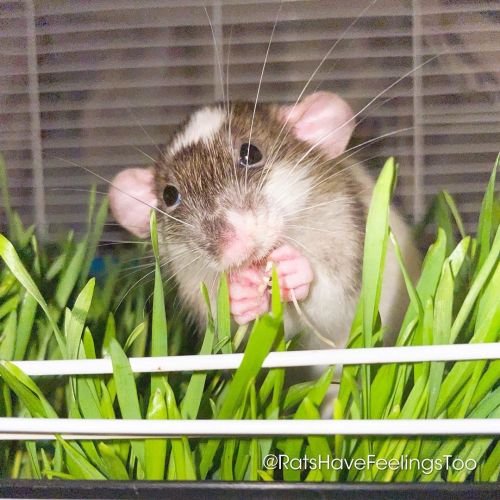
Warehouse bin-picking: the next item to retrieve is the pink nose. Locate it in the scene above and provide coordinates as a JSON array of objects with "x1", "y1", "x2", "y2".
[{"x1": 222, "y1": 210, "x2": 257, "y2": 264}]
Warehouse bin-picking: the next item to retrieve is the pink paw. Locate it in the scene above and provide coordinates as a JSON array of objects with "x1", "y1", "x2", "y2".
[
  {"x1": 229, "y1": 268, "x2": 270, "y2": 325},
  {"x1": 268, "y1": 245, "x2": 313, "y2": 302}
]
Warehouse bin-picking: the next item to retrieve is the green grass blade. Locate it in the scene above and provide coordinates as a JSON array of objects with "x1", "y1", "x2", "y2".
[
  {"x1": 0, "y1": 234, "x2": 66, "y2": 356},
  {"x1": 54, "y1": 239, "x2": 88, "y2": 313},
  {"x1": 199, "y1": 310, "x2": 281, "y2": 478},
  {"x1": 14, "y1": 293, "x2": 37, "y2": 360},
  {"x1": 362, "y1": 157, "x2": 396, "y2": 332},
  {"x1": 65, "y1": 278, "x2": 95, "y2": 359},
  {"x1": 101, "y1": 313, "x2": 116, "y2": 358},
  {"x1": 150, "y1": 211, "x2": 168, "y2": 396},
  {"x1": 145, "y1": 388, "x2": 168, "y2": 480},
  {"x1": 451, "y1": 225, "x2": 499, "y2": 342},
  {"x1": 0, "y1": 361, "x2": 57, "y2": 418},
  {"x1": 123, "y1": 322, "x2": 146, "y2": 353},
  {"x1": 57, "y1": 438, "x2": 106, "y2": 480},
  {"x1": 476, "y1": 155, "x2": 498, "y2": 273},
  {"x1": 109, "y1": 338, "x2": 145, "y2": 471},
  {"x1": 427, "y1": 261, "x2": 454, "y2": 417},
  {"x1": 442, "y1": 191, "x2": 466, "y2": 239},
  {"x1": 217, "y1": 273, "x2": 232, "y2": 354},
  {"x1": 78, "y1": 195, "x2": 109, "y2": 289},
  {"x1": 181, "y1": 285, "x2": 215, "y2": 419},
  {"x1": 0, "y1": 311, "x2": 17, "y2": 360},
  {"x1": 98, "y1": 442, "x2": 129, "y2": 480},
  {"x1": 481, "y1": 440, "x2": 500, "y2": 481},
  {"x1": 0, "y1": 295, "x2": 19, "y2": 322},
  {"x1": 25, "y1": 442, "x2": 41, "y2": 479},
  {"x1": 165, "y1": 381, "x2": 196, "y2": 480},
  {"x1": 360, "y1": 157, "x2": 396, "y2": 420},
  {"x1": 389, "y1": 230, "x2": 423, "y2": 330}
]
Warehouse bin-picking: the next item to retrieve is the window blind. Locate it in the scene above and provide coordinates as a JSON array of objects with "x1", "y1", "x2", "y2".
[{"x1": 1, "y1": 0, "x2": 498, "y2": 240}]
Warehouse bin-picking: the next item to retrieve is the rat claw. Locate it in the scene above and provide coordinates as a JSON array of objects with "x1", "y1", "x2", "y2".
[{"x1": 265, "y1": 260, "x2": 273, "y2": 273}]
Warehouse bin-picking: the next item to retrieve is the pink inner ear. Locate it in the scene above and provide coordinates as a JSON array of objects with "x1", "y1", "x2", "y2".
[
  {"x1": 109, "y1": 167, "x2": 157, "y2": 238},
  {"x1": 279, "y1": 91, "x2": 355, "y2": 159}
]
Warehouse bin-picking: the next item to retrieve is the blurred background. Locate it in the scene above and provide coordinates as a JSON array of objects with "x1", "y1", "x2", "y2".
[{"x1": 1, "y1": 0, "x2": 498, "y2": 241}]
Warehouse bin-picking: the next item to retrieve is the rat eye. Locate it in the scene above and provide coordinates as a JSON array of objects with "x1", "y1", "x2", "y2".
[
  {"x1": 163, "y1": 185, "x2": 181, "y2": 208},
  {"x1": 239, "y1": 142, "x2": 263, "y2": 168}
]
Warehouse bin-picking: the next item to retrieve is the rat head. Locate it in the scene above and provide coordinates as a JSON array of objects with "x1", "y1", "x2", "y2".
[{"x1": 109, "y1": 91, "x2": 355, "y2": 271}]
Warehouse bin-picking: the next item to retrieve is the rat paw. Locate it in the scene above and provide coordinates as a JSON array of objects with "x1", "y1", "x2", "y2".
[
  {"x1": 229, "y1": 268, "x2": 270, "y2": 325},
  {"x1": 268, "y1": 244, "x2": 313, "y2": 302}
]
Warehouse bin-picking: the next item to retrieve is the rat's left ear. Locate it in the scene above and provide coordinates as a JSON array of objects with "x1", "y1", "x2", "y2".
[
  {"x1": 109, "y1": 167, "x2": 157, "y2": 238},
  {"x1": 279, "y1": 91, "x2": 355, "y2": 159}
]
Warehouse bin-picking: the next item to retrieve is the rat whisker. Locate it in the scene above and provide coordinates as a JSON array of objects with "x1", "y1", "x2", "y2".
[
  {"x1": 162, "y1": 254, "x2": 203, "y2": 288},
  {"x1": 225, "y1": 25, "x2": 234, "y2": 149},
  {"x1": 244, "y1": 3, "x2": 283, "y2": 196},
  {"x1": 301, "y1": 129, "x2": 413, "y2": 194},
  {"x1": 51, "y1": 155, "x2": 194, "y2": 229},
  {"x1": 286, "y1": 185, "x2": 374, "y2": 219},
  {"x1": 281, "y1": 234, "x2": 315, "y2": 262},
  {"x1": 246, "y1": 1, "x2": 283, "y2": 193},
  {"x1": 132, "y1": 145, "x2": 157, "y2": 164},
  {"x1": 115, "y1": 267, "x2": 156, "y2": 312},
  {"x1": 204, "y1": 6, "x2": 227, "y2": 112},
  {"x1": 208, "y1": 269, "x2": 219, "y2": 299},
  {"x1": 257, "y1": 90, "x2": 395, "y2": 197},
  {"x1": 125, "y1": 108, "x2": 164, "y2": 157},
  {"x1": 119, "y1": 255, "x2": 155, "y2": 267},
  {"x1": 117, "y1": 262, "x2": 156, "y2": 282},
  {"x1": 114, "y1": 248, "x2": 194, "y2": 308},
  {"x1": 266, "y1": 0, "x2": 379, "y2": 167},
  {"x1": 272, "y1": 127, "x2": 413, "y2": 209},
  {"x1": 223, "y1": 36, "x2": 244, "y2": 201},
  {"x1": 50, "y1": 187, "x2": 110, "y2": 197},
  {"x1": 98, "y1": 239, "x2": 150, "y2": 245},
  {"x1": 101, "y1": 221, "x2": 153, "y2": 231},
  {"x1": 285, "y1": 54, "x2": 441, "y2": 179},
  {"x1": 284, "y1": 223, "x2": 342, "y2": 237}
]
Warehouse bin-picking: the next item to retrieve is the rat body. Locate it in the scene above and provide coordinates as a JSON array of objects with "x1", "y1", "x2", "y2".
[{"x1": 109, "y1": 92, "x2": 421, "y2": 357}]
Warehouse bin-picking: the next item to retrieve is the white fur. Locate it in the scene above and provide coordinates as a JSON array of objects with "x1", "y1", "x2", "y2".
[
  {"x1": 263, "y1": 162, "x2": 313, "y2": 216},
  {"x1": 169, "y1": 107, "x2": 225, "y2": 156}
]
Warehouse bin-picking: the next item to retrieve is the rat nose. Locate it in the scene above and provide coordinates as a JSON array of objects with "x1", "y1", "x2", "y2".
[{"x1": 222, "y1": 209, "x2": 258, "y2": 265}]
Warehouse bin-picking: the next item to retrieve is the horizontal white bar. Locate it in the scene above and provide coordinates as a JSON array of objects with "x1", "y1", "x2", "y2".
[
  {"x1": 0, "y1": 418, "x2": 498, "y2": 440},
  {"x1": 7, "y1": 343, "x2": 500, "y2": 377}
]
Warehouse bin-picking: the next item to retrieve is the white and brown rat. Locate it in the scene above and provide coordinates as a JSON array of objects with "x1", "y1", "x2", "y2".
[{"x1": 109, "y1": 91, "x2": 421, "y2": 357}]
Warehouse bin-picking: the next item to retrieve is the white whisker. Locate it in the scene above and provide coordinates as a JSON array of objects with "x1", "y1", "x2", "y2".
[
  {"x1": 285, "y1": 54, "x2": 441, "y2": 178},
  {"x1": 245, "y1": 1, "x2": 283, "y2": 193},
  {"x1": 265, "y1": 0, "x2": 379, "y2": 168},
  {"x1": 51, "y1": 156, "x2": 194, "y2": 229}
]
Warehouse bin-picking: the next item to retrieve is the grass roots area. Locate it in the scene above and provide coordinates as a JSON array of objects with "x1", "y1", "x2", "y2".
[{"x1": 0, "y1": 155, "x2": 499, "y2": 482}]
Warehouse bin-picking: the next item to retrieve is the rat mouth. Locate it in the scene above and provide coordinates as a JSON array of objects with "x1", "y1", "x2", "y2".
[{"x1": 226, "y1": 241, "x2": 280, "y2": 272}]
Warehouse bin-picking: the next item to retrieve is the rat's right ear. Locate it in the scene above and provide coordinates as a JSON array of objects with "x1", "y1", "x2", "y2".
[
  {"x1": 109, "y1": 167, "x2": 157, "y2": 238},
  {"x1": 278, "y1": 91, "x2": 355, "y2": 159}
]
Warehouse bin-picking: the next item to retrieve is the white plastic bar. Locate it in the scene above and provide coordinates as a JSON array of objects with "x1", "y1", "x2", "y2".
[
  {"x1": 7, "y1": 343, "x2": 500, "y2": 377},
  {"x1": 0, "y1": 418, "x2": 498, "y2": 440}
]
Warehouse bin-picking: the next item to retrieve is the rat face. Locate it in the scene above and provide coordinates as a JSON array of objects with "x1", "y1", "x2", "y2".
[
  {"x1": 109, "y1": 91, "x2": 356, "y2": 272},
  {"x1": 154, "y1": 102, "x2": 318, "y2": 271}
]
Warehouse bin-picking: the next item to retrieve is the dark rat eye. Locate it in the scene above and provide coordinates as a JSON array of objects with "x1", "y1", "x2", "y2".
[
  {"x1": 239, "y1": 142, "x2": 263, "y2": 168},
  {"x1": 163, "y1": 185, "x2": 181, "y2": 208}
]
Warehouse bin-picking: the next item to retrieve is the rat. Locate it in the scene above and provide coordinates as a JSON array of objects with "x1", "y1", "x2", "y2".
[{"x1": 108, "y1": 91, "x2": 421, "y2": 361}]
